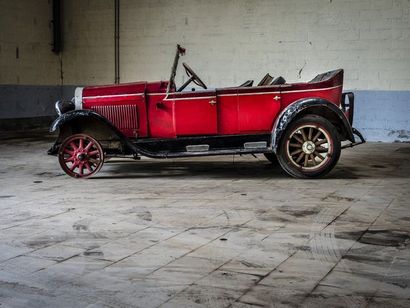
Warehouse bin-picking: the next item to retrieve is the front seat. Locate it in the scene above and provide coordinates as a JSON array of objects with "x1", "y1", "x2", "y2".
[
  {"x1": 271, "y1": 76, "x2": 286, "y2": 85},
  {"x1": 238, "y1": 80, "x2": 253, "y2": 87},
  {"x1": 257, "y1": 73, "x2": 273, "y2": 86}
]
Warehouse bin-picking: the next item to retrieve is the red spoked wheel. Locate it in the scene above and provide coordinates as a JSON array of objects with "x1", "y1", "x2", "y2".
[{"x1": 58, "y1": 134, "x2": 104, "y2": 178}]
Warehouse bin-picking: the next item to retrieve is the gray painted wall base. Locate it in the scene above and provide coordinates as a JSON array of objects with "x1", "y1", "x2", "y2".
[
  {"x1": 0, "y1": 116, "x2": 56, "y2": 131},
  {"x1": 353, "y1": 90, "x2": 410, "y2": 143},
  {"x1": 0, "y1": 85, "x2": 409, "y2": 142},
  {"x1": 0, "y1": 85, "x2": 78, "y2": 119}
]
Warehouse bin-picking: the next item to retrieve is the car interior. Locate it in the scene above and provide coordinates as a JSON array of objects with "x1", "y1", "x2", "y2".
[{"x1": 238, "y1": 74, "x2": 287, "y2": 87}]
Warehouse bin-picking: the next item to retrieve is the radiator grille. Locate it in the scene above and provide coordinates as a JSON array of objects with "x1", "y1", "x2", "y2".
[{"x1": 91, "y1": 105, "x2": 138, "y2": 130}]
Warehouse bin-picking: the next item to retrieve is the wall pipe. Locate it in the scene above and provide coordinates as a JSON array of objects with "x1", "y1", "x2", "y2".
[
  {"x1": 52, "y1": 0, "x2": 62, "y2": 53},
  {"x1": 114, "y1": 0, "x2": 120, "y2": 84}
]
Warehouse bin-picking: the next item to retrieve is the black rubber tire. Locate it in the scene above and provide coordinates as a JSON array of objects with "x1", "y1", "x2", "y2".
[
  {"x1": 264, "y1": 153, "x2": 279, "y2": 165},
  {"x1": 277, "y1": 115, "x2": 341, "y2": 179}
]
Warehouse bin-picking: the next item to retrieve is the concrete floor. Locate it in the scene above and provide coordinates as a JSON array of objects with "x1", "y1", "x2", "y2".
[{"x1": 0, "y1": 132, "x2": 409, "y2": 308}]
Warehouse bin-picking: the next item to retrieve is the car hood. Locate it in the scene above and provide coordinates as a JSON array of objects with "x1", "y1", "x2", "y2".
[{"x1": 82, "y1": 81, "x2": 169, "y2": 98}]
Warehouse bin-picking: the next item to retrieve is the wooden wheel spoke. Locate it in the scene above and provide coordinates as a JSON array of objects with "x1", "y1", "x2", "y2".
[
  {"x1": 300, "y1": 128, "x2": 307, "y2": 141},
  {"x1": 70, "y1": 161, "x2": 79, "y2": 171},
  {"x1": 303, "y1": 154, "x2": 309, "y2": 167},
  {"x1": 316, "y1": 146, "x2": 328, "y2": 153},
  {"x1": 79, "y1": 163, "x2": 84, "y2": 175},
  {"x1": 293, "y1": 134, "x2": 304, "y2": 144},
  {"x1": 85, "y1": 161, "x2": 93, "y2": 173},
  {"x1": 88, "y1": 150, "x2": 100, "y2": 156},
  {"x1": 308, "y1": 127, "x2": 313, "y2": 140},
  {"x1": 85, "y1": 141, "x2": 94, "y2": 151},
  {"x1": 64, "y1": 148, "x2": 74, "y2": 155},
  {"x1": 314, "y1": 151, "x2": 324, "y2": 161},
  {"x1": 310, "y1": 154, "x2": 317, "y2": 166},
  {"x1": 315, "y1": 139, "x2": 327, "y2": 146},
  {"x1": 290, "y1": 149, "x2": 303, "y2": 156},
  {"x1": 295, "y1": 152, "x2": 304, "y2": 163},
  {"x1": 312, "y1": 130, "x2": 321, "y2": 142},
  {"x1": 70, "y1": 142, "x2": 78, "y2": 150},
  {"x1": 289, "y1": 143, "x2": 301, "y2": 148},
  {"x1": 79, "y1": 138, "x2": 84, "y2": 149},
  {"x1": 64, "y1": 157, "x2": 75, "y2": 163}
]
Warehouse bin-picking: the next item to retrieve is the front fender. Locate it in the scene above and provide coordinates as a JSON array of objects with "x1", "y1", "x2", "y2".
[
  {"x1": 50, "y1": 109, "x2": 121, "y2": 133},
  {"x1": 271, "y1": 98, "x2": 355, "y2": 152},
  {"x1": 48, "y1": 110, "x2": 135, "y2": 155},
  {"x1": 48, "y1": 110, "x2": 156, "y2": 157}
]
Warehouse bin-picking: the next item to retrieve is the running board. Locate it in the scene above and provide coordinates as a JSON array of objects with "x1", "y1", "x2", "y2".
[
  {"x1": 186, "y1": 141, "x2": 267, "y2": 152},
  {"x1": 164, "y1": 147, "x2": 271, "y2": 158},
  {"x1": 244, "y1": 141, "x2": 267, "y2": 149},
  {"x1": 186, "y1": 144, "x2": 209, "y2": 152},
  {"x1": 130, "y1": 133, "x2": 272, "y2": 158}
]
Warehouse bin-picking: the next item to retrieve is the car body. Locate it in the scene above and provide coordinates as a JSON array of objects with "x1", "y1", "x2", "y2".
[{"x1": 49, "y1": 45, "x2": 364, "y2": 178}]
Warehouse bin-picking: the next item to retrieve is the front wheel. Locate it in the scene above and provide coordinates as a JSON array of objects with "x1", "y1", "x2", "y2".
[
  {"x1": 277, "y1": 115, "x2": 341, "y2": 178},
  {"x1": 58, "y1": 134, "x2": 105, "y2": 178}
]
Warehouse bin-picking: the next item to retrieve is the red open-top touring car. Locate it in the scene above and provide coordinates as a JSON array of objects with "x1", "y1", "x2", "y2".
[{"x1": 49, "y1": 45, "x2": 364, "y2": 178}]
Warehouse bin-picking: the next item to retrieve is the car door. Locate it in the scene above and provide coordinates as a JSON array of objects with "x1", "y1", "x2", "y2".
[
  {"x1": 236, "y1": 87, "x2": 281, "y2": 133},
  {"x1": 170, "y1": 90, "x2": 218, "y2": 136}
]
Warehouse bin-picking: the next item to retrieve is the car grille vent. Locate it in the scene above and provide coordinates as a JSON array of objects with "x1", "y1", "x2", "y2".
[{"x1": 91, "y1": 105, "x2": 138, "y2": 130}]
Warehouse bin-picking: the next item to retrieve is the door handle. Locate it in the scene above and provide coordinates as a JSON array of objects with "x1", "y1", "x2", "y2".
[
  {"x1": 273, "y1": 95, "x2": 281, "y2": 101},
  {"x1": 209, "y1": 99, "x2": 216, "y2": 106}
]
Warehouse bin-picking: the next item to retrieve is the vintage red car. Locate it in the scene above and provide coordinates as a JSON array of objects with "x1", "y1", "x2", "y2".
[{"x1": 49, "y1": 45, "x2": 364, "y2": 179}]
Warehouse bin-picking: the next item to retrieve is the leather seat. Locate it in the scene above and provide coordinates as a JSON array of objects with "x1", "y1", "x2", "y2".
[
  {"x1": 238, "y1": 80, "x2": 253, "y2": 87},
  {"x1": 271, "y1": 76, "x2": 286, "y2": 85},
  {"x1": 257, "y1": 73, "x2": 273, "y2": 86}
]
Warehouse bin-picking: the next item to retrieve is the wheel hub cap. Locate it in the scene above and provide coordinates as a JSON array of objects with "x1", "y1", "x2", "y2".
[
  {"x1": 77, "y1": 153, "x2": 87, "y2": 161},
  {"x1": 302, "y1": 141, "x2": 315, "y2": 154}
]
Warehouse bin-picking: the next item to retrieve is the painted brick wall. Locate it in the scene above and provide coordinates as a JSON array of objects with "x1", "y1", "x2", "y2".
[
  {"x1": 66, "y1": 0, "x2": 410, "y2": 141},
  {"x1": 0, "y1": 0, "x2": 63, "y2": 121},
  {"x1": 62, "y1": 0, "x2": 115, "y2": 85},
  {"x1": 0, "y1": 0, "x2": 114, "y2": 121},
  {"x1": 0, "y1": 0, "x2": 61, "y2": 85},
  {"x1": 117, "y1": 0, "x2": 410, "y2": 92},
  {"x1": 0, "y1": 0, "x2": 409, "y2": 141}
]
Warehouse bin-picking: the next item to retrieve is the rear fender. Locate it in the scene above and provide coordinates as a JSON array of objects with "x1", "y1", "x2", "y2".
[{"x1": 271, "y1": 98, "x2": 354, "y2": 153}]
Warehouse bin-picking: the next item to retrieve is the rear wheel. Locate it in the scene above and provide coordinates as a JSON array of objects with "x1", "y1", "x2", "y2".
[
  {"x1": 58, "y1": 134, "x2": 104, "y2": 178},
  {"x1": 277, "y1": 115, "x2": 341, "y2": 178}
]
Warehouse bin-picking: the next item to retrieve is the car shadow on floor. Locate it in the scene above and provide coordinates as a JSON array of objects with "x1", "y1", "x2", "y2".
[
  {"x1": 94, "y1": 159, "x2": 286, "y2": 180},
  {"x1": 90, "y1": 158, "x2": 375, "y2": 180}
]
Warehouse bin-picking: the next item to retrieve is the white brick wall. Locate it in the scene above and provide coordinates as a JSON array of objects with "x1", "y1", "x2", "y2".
[
  {"x1": 62, "y1": 0, "x2": 114, "y2": 85},
  {"x1": 113, "y1": 0, "x2": 410, "y2": 91},
  {"x1": 0, "y1": 0, "x2": 115, "y2": 86},
  {"x1": 0, "y1": 0, "x2": 61, "y2": 85},
  {"x1": 1, "y1": 0, "x2": 409, "y2": 90},
  {"x1": 0, "y1": 0, "x2": 408, "y2": 139}
]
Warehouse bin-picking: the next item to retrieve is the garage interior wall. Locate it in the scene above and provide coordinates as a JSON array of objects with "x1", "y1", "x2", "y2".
[{"x1": 0, "y1": 0, "x2": 409, "y2": 141}]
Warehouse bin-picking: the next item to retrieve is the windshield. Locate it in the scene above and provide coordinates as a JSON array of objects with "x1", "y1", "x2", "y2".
[{"x1": 167, "y1": 44, "x2": 186, "y2": 93}]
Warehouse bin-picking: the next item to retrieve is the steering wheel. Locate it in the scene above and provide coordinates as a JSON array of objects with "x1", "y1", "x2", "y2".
[{"x1": 177, "y1": 63, "x2": 207, "y2": 91}]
